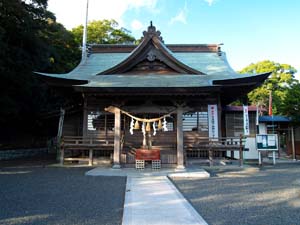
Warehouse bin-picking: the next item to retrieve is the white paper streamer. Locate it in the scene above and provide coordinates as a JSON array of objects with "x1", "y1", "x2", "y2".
[
  {"x1": 163, "y1": 117, "x2": 168, "y2": 131},
  {"x1": 153, "y1": 121, "x2": 157, "y2": 136},
  {"x1": 130, "y1": 118, "x2": 134, "y2": 135},
  {"x1": 142, "y1": 122, "x2": 146, "y2": 135},
  {"x1": 142, "y1": 122, "x2": 146, "y2": 146}
]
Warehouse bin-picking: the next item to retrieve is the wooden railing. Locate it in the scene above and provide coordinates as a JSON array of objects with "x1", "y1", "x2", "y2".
[
  {"x1": 59, "y1": 135, "x2": 246, "y2": 166},
  {"x1": 60, "y1": 136, "x2": 114, "y2": 165},
  {"x1": 184, "y1": 136, "x2": 246, "y2": 166}
]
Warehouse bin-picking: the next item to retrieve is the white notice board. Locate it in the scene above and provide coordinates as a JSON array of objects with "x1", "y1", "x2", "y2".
[{"x1": 256, "y1": 134, "x2": 278, "y2": 151}]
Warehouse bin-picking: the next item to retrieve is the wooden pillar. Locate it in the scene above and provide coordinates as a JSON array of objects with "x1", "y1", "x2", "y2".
[
  {"x1": 60, "y1": 137, "x2": 64, "y2": 165},
  {"x1": 239, "y1": 134, "x2": 244, "y2": 167},
  {"x1": 112, "y1": 107, "x2": 121, "y2": 168},
  {"x1": 291, "y1": 126, "x2": 296, "y2": 160},
  {"x1": 217, "y1": 94, "x2": 222, "y2": 138},
  {"x1": 208, "y1": 149, "x2": 213, "y2": 167},
  {"x1": 89, "y1": 149, "x2": 93, "y2": 166},
  {"x1": 176, "y1": 106, "x2": 185, "y2": 169}
]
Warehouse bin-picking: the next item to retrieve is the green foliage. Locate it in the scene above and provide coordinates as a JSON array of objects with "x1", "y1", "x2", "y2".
[
  {"x1": 38, "y1": 19, "x2": 81, "y2": 73},
  {"x1": 280, "y1": 81, "x2": 300, "y2": 123},
  {"x1": 239, "y1": 60, "x2": 297, "y2": 115},
  {"x1": 71, "y1": 19, "x2": 136, "y2": 45},
  {"x1": 0, "y1": 0, "x2": 80, "y2": 141}
]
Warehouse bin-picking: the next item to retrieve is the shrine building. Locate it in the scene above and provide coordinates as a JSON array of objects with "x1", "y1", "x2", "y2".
[{"x1": 36, "y1": 23, "x2": 271, "y2": 168}]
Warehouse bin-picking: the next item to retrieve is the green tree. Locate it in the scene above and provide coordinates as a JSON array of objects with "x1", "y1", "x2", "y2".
[
  {"x1": 280, "y1": 81, "x2": 300, "y2": 122},
  {"x1": 39, "y1": 18, "x2": 81, "y2": 73},
  {"x1": 239, "y1": 60, "x2": 297, "y2": 115},
  {"x1": 71, "y1": 19, "x2": 135, "y2": 45},
  {"x1": 0, "y1": 0, "x2": 80, "y2": 145}
]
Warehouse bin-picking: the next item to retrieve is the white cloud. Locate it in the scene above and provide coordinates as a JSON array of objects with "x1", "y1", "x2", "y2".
[
  {"x1": 204, "y1": 0, "x2": 214, "y2": 6},
  {"x1": 131, "y1": 19, "x2": 144, "y2": 30},
  {"x1": 47, "y1": 0, "x2": 158, "y2": 30},
  {"x1": 169, "y1": 11, "x2": 187, "y2": 24},
  {"x1": 169, "y1": 1, "x2": 188, "y2": 25}
]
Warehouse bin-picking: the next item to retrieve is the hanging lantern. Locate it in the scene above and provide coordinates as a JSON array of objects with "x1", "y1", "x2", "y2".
[
  {"x1": 134, "y1": 120, "x2": 140, "y2": 129},
  {"x1": 157, "y1": 119, "x2": 162, "y2": 130},
  {"x1": 146, "y1": 122, "x2": 151, "y2": 132}
]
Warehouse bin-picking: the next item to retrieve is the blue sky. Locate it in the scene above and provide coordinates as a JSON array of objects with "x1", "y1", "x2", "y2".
[{"x1": 48, "y1": 0, "x2": 300, "y2": 77}]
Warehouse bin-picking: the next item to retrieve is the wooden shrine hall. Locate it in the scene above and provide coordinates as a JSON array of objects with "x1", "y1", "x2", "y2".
[{"x1": 36, "y1": 23, "x2": 270, "y2": 168}]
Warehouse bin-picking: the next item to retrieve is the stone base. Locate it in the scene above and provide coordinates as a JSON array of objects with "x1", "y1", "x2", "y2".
[
  {"x1": 176, "y1": 165, "x2": 186, "y2": 170},
  {"x1": 112, "y1": 163, "x2": 121, "y2": 169}
]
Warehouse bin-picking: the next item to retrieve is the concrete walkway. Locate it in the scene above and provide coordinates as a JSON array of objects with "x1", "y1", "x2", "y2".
[
  {"x1": 86, "y1": 168, "x2": 209, "y2": 225},
  {"x1": 123, "y1": 176, "x2": 208, "y2": 225}
]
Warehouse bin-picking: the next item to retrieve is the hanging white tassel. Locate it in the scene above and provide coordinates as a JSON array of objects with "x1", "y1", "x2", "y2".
[
  {"x1": 142, "y1": 122, "x2": 146, "y2": 135},
  {"x1": 153, "y1": 121, "x2": 157, "y2": 136},
  {"x1": 130, "y1": 118, "x2": 134, "y2": 135},
  {"x1": 163, "y1": 117, "x2": 168, "y2": 131},
  {"x1": 142, "y1": 122, "x2": 146, "y2": 146}
]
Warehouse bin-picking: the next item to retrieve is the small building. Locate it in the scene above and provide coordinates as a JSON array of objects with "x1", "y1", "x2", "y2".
[
  {"x1": 223, "y1": 105, "x2": 259, "y2": 159},
  {"x1": 223, "y1": 109, "x2": 299, "y2": 160},
  {"x1": 36, "y1": 23, "x2": 270, "y2": 167},
  {"x1": 259, "y1": 116, "x2": 299, "y2": 158}
]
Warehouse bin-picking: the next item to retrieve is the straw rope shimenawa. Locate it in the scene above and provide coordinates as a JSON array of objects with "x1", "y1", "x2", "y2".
[{"x1": 104, "y1": 106, "x2": 175, "y2": 123}]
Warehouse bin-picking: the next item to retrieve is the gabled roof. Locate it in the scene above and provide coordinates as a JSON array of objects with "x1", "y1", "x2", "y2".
[
  {"x1": 35, "y1": 23, "x2": 240, "y2": 82},
  {"x1": 35, "y1": 22, "x2": 270, "y2": 104},
  {"x1": 98, "y1": 24, "x2": 204, "y2": 75}
]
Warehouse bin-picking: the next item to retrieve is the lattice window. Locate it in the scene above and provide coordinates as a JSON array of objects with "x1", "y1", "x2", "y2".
[
  {"x1": 87, "y1": 111, "x2": 114, "y2": 133},
  {"x1": 225, "y1": 112, "x2": 256, "y2": 136},
  {"x1": 183, "y1": 112, "x2": 208, "y2": 133}
]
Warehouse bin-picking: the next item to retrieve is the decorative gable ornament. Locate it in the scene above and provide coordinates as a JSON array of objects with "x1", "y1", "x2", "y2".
[{"x1": 98, "y1": 21, "x2": 204, "y2": 75}]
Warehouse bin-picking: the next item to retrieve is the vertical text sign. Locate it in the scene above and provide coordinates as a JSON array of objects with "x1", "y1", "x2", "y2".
[
  {"x1": 208, "y1": 104, "x2": 218, "y2": 138},
  {"x1": 243, "y1": 105, "x2": 250, "y2": 135}
]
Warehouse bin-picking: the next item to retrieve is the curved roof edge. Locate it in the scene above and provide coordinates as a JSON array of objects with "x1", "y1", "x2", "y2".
[
  {"x1": 34, "y1": 72, "x2": 88, "y2": 86},
  {"x1": 213, "y1": 72, "x2": 271, "y2": 84}
]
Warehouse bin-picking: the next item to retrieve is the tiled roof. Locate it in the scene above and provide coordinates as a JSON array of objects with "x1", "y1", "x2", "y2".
[
  {"x1": 35, "y1": 24, "x2": 269, "y2": 90},
  {"x1": 36, "y1": 52, "x2": 241, "y2": 80},
  {"x1": 75, "y1": 72, "x2": 264, "y2": 88}
]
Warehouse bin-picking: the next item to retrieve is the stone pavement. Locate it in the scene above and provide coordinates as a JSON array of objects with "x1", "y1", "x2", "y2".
[
  {"x1": 86, "y1": 167, "x2": 210, "y2": 178},
  {"x1": 86, "y1": 168, "x2": 209, "y2": 225}
]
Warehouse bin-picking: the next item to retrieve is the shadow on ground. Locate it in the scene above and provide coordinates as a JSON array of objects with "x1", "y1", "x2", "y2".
[
  {"x1": 172, "y1": 163, "x2": 300, "y2": 225},
  {"x1": 0, "y1": 164, "x2": 126, "y2": 225}
]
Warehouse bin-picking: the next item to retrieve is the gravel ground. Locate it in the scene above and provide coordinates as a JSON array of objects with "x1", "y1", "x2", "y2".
[
  {"x1": 172, "y1": 163, "x2": 300, "y2": 225},
  {"x1": 0, "y1": 166, "x2": 126, "y2": 225}
]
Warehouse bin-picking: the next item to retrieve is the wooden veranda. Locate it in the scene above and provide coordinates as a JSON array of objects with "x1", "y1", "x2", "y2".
[{"x1": 59, "y1": 132, "x2": 245, "y2": 167}]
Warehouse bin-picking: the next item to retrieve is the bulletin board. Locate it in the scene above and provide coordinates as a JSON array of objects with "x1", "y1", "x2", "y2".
[{"x1": 256, "y1": 134, "x2": 278, "y2": 151}]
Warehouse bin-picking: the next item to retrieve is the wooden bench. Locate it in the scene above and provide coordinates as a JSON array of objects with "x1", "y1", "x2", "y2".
[{"x1": 135, "y1": 149, "x2": 161, "y2": 169}]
